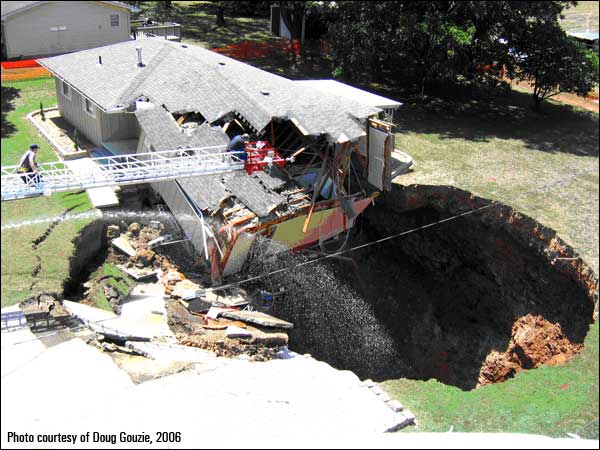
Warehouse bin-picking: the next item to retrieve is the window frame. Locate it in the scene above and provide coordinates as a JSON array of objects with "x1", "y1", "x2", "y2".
[
  {"x1": 110, "y1": 14, "x2": 119, "y2": 27},
  {"x1": 83, "y1": 97, "x2": 96, "y2": 118},
  {"x1": 62, "y1": 80, "x2": 72, "y2": 100}
]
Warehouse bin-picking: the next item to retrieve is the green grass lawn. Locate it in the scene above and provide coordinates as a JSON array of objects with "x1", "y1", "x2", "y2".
[
  {"x1": 385, "y1": 93, "x2": 599, "y2": 439},
  {"x1": 146, "y1": 1, "x2": 275, "y2": 49},
  {"x1": 1, "y1": 77, "x2": 93, "y2": 307}
]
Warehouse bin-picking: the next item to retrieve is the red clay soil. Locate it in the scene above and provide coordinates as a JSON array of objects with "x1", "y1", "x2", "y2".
[
  {"x1": 477, "y1": 314, "x2": 583, "y2": 387},
  {"x1": 510, "y1": 79, "x2": 599, "y2": 113}
]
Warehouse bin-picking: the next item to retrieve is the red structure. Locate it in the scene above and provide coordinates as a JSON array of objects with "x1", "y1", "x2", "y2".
[{"x1": 243, "y1": 141, "x2": 287, "y2": 175}]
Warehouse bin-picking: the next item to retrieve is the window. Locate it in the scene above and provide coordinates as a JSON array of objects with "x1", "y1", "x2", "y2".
[
  {"x1": 50, "y1": 25, "x2": 67, "y2": 31},
  {"x1": 62, "y1": 81, "x2": 71, "y2": 100},
  {"x1": 110, "y1": 14, "x2": 119, "y2": 27},
  {"x1": 84, "y1": 98, "x2": 95, "y2": 118}
]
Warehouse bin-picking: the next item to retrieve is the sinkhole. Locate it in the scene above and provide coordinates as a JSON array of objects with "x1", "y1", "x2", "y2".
[{"x1": 261, "y1": 185, "x2": 598, "y2": 391}]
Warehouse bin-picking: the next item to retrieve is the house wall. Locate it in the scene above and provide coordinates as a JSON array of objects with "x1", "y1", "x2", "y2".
[
  {"x1": 56, "y1": 77, "x2": 103, "y2": 146},
  {"x1": 56, "y1": 78, "x2": 138, "y2": 147},
  {"x1": 100, "y1": 109, "x2": 139, "y2": 142},
  {"x1": 152, "y1": 179, "x2": 207, "y2": 258},
  {"x1": 3, "y1": 1, "x2": 131, "y2": 59}
]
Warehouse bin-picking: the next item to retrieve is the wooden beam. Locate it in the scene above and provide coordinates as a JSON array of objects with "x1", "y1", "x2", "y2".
[{"x1": 229, "y1": 212, "x2": 256, "y2": 227}]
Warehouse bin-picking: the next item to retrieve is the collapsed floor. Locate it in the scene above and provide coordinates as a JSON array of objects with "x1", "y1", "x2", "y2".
[{"x1": 254, "y1": 185, "x2": 598, "y2": 390}]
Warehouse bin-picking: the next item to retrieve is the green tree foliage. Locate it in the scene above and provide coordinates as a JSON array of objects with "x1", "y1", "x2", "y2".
[
  {"x1": 512, "y1": 21, "x2": 599, "y2": 110},
  {"x1": 326, "y1": 0, "x2": 597, "y2": 106}
]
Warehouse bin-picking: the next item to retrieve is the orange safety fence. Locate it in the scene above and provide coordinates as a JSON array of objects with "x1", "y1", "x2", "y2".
[
  {"x1": 211, "y1": 39, "x2": 328, "y2": 61},
  {"x1": 1, "y1": 66, "x2": 51, "y2": 81},
  {"x1": 1, "y1": 59, "x2": 41, "y2": 69}
]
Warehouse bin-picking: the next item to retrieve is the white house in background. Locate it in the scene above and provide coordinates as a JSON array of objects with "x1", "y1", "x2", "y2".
[{"x1": 1, "y1": 1, "x2": 139, "y2": 60}]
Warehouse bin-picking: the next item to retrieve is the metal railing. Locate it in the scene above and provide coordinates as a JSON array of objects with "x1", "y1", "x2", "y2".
[
  {"x1": 131, "y1": 22, "x2": 182, "y2": 41},
  {"x1": 1, "y1": 145, "x2": 243, "y2": 201}
]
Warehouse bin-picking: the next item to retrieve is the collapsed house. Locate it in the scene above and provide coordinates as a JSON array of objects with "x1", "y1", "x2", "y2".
[{"x1": 38, "y1": 39, "x2": 406, "y2": 283}]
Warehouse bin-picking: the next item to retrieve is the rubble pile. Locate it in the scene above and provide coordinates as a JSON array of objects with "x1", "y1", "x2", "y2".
[{"x1": 103, "y1": 220, "x2": 293, "y2": 362}]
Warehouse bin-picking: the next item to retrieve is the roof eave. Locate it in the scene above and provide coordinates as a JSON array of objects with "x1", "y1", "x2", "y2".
[{"x1": 1, "y1": 1, "x2": 139, "y2": 20}]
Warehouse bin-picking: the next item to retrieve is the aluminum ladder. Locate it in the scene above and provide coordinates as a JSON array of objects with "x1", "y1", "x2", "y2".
[{"x1": 1, "y1": 146, "x2": 244, "y2": 201}]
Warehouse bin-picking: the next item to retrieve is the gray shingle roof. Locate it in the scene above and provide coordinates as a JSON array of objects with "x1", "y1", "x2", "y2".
[
  {"x1": 177, "y1": 171, "x2": 286, "y2": 218},
  {"x1": 39, "y1": 39, "x2": 381, "y2": 143},
  {"x1": 222, "y1": 172, "x2": 285, "y2": 217},
  {"x1": 135, "y1": 105, "x2": 230, "y2": 151},
  {"x1": 177, "y1": 175, "x2": 229, "y2": 211}
]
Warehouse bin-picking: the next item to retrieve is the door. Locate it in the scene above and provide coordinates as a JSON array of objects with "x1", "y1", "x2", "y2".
[{"x1": 367, "y1": 118, "x2": 394, "y2": 191}]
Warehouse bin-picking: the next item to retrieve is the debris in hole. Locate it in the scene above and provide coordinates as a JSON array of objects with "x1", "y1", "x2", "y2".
[{"x1": 64, "y1": 221, "x2": 294, "y2": 363}]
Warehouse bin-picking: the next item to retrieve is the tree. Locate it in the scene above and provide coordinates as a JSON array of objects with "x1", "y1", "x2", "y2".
[
  {"x1": 148, "y1": 1, "x2": 172, "y2": 22},
  {"x1": 325, "y1": 1, "x2": 580, "y2": 95},
  {"x1": 215, "y1": 1, "x2": 227, "y2": 26},
  {"x1": 512, "y1": 22, "x2": 599, "y2": 110},
  {"x1": 279, "y1": 1, "x2": 307, "y2": 43}
]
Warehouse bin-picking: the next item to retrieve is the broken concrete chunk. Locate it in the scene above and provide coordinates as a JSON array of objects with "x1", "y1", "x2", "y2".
[
  {"x1": 112, "y1": 234, "x2": 136, "y2": 257},
  {"x1": 106, "y1": 224, "x2": 120, "y2": 239},
  {"x1": 117, "y1": 264, "x2": 158, "y2": 281},
  {"x1": 248, "y1": 332, "x2": 288, "y2": 347},
  {"x1": 134, "y1": 248, "x2": 156, "y2": 267},
  {"x1": 130, "y1": 283, "x2": 166, "y2": 299},
  {"x1": 201, "y1": 288, "x2": 249, "y2": 307},
  {"x1": 205, "y1": 306, "x2": 237, "y2": 320},
  {"x1": 220, "y1": 310, "x2": 293, "y2": 329},
  {"x1": 386, "y1": 400, "x2": 404, "y2": 412},
  {"x1": 127, "y1": 222, "x2": 141, "y2": 236},
  {"x1": 226, "y1": 325, "x2": 252, "y2": 339},
  {"x1": 378, "y1": 392, "x2": 391, "y2": 402},
  {"x1": 171, "y1": 279, "x2": 201, "y2": 300}
]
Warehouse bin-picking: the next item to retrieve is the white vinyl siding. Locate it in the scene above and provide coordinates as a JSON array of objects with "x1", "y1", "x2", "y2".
[
  {"x1": 55, "y1": 78, "x2": 102, "y2": 145},
  {"x1": 3, "y1": 2, "x2": 131, "y2": 58},
  {"x1": 55, "y1": 79, "x2": 139, "y2": 147}
]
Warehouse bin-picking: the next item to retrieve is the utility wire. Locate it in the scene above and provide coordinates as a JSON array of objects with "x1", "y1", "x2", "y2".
[
  {"x1": 2, "y1": 167, "x2": 596, "y2": 346},
  {"x1": 215, "y1": 167, "x2": 597, "y2": 291}
]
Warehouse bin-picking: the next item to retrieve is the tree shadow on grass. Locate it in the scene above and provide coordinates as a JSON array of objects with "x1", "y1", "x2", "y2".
[
  {"x1": 389, "y1": 89, "x2": 599, "y2": 157},
  {"x1": 1, "y1": 85, "x2": 20, "y2": 139}
]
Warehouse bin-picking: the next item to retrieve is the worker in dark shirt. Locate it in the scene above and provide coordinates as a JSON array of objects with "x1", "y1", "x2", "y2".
[
  {"x1": 227, "y1": 133, "x2": 250, "y2": 161},
  {"x1": 17, "y1": 143, "x2": 42, "y2": 185}
]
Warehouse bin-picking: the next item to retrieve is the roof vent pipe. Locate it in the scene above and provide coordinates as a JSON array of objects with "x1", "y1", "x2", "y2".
[
  {"x1": 136, "y1": 47, "x2": 145, "y2": 67},
  {"x1": 98, "y1": 55, "x2": 102, "y2": 65}
]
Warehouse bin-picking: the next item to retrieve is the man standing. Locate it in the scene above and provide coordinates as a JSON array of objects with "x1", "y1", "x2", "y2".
[
  {"x1": 227, "y1": 133, "x2": 250, "y2": 160},
  {"x1": 17, "y1": 144, "x2": 41, "y2": 185}
]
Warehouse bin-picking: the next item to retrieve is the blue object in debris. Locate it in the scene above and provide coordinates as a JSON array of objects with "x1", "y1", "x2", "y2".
[{"x1": 259, "y1": 290, "x2": 274, "y2": 308}]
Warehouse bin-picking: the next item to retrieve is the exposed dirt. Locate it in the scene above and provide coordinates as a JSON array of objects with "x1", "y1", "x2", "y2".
[
  {"x1": 262, "y1": 184, "x2": 597, "y2": 390},
  {"x1": 168, "y1": 300, "x2": 285, "y2": 361},
  {"x1": 477, "y1": 313, "x2": 583, "y2": 387}
]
